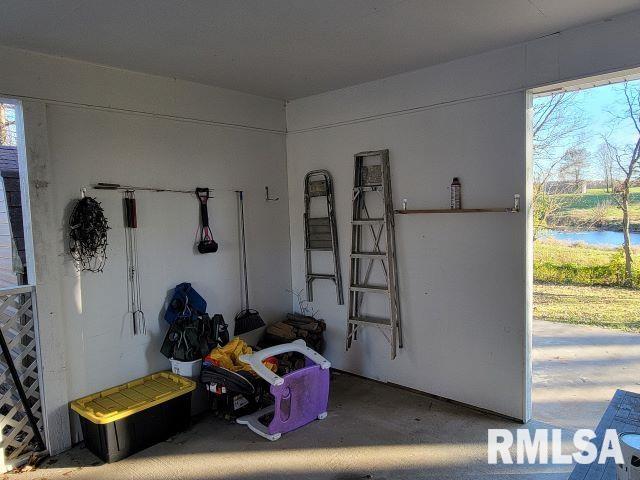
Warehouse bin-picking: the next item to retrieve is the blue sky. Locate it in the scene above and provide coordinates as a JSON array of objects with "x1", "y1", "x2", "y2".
[
  {"x1": 579, "y1": 81, "x2": 638, "y2": 149},
  {"x1": 534, "y1": 79, "x2": 640, "y2": 180}
]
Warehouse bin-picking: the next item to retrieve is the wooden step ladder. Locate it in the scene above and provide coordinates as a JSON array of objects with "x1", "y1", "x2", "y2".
[
  {"x1": 304, "y1": 170, "x2": 344, "y2": 305},
  {"x1": 346, "y1": 150, "x2": 402, "y2": 359}
]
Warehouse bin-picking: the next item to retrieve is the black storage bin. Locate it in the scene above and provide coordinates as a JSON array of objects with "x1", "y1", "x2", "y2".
[
  {"x1": 79, "y1": 393, "x2": 191, "y2": 463},
  {"x1": 71, "y1": 372, "x2": 196, "y2": 463}
]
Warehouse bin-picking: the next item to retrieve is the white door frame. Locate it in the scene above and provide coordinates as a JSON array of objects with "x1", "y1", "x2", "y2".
[
  {"x1": 524, "y1": 66, "x2": 640, "y2": 423},
  {"x1": 0, "y1": 97, "x2": 49, "y2": 462}
]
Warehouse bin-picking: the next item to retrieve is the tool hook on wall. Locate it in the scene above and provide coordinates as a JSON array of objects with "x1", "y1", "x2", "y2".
[{"x1": 265, "y1": 186, "x2": 279, "y2": 202}]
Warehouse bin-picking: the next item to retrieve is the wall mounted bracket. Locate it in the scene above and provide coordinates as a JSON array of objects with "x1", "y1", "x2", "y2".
[{"x1": 265, "y1": 186, "x2": 279, "y2": 202}]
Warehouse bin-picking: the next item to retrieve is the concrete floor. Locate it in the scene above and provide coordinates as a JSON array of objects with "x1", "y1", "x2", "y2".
[
  {"x1": 6, "y1": 319, "x2": 638, "y2": 480},
  {"x1": 533, "y1": 319, "x2": 640, "y2": 432}
]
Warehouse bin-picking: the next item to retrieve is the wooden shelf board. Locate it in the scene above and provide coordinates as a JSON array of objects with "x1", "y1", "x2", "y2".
[{"x1": 395, "y1": 208, "x2": 519, "y2": 214}]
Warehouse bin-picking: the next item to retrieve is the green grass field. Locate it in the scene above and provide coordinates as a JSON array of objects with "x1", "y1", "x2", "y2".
[
  {"x1": 549, "y1": 187, "x2": 640, "y2": 228},
  {"x1": 534, "y1": 239, "x2": 640, "y2": 287},
  {"x1": 534, "y1": 239, "x2": 618, "y2": 266},
  {"x1": 534, "y1": 283, "x2": 640, "y2": 332},
  {"x1": 533, "y1": 188, "x2": 640, "y2": 332},
  {"x1": 534, "y1": 239, "x2": 640, "y2": 331}
]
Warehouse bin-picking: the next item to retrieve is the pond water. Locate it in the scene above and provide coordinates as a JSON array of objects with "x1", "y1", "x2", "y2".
[{"x1": 543, "y1": 229, "x2": 640, "y2": 247}]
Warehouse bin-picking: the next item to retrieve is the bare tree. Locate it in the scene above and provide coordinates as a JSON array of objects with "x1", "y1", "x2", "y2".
[
  {"x1": 596, "y1": 142, "x2": 616, "y2": 192},
  {"x1": 532, "y1": 92, "x2": 588, "y2": 237},
  {"x1": 559, "y1": 147, "x2": 589, "y2": 189},
  {"x1": 605, "y1": 82, "x2": 640, "y2": 286},
  {"x1": 0, "y1": 104, "x2": 16, "y2": 146},
  {"x1": 533, "y1": 92, "x2": 586, "y2": 165}
]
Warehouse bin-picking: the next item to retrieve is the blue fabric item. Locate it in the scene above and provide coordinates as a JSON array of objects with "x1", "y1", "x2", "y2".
[{"x1": 164, "y1": 282, "x2": 208, "y2": 325}]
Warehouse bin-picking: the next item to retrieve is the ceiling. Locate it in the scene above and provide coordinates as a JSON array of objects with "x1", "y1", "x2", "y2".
[{"x1": 0, "y1": 1, "x2": 639, "y2": 100}]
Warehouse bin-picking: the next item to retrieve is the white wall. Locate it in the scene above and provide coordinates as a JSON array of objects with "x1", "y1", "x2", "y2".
[
  {"x1": 285, "y1": 11, "x2": 640, "y2": 421},
  {"x1": 0, "y1": 46, "x2": 290, "y2": 453},
  {"x1": 3, "y1": 7, "x2": 640, "y2": 454}
]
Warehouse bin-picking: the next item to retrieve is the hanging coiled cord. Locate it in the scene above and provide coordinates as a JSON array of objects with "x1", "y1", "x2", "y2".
[{"x1": 68, "y1": 196, "x2": 109, "y2": 272}]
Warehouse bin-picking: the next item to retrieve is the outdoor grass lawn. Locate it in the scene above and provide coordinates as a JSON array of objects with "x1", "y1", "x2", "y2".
[
  {"x1": 534, "y1": 239, "x2": 617, "y2": 266},
  {"x1": 560, "y1": 203, "x2": 640, "y2": 225},
  {"x1": 534, "y1": 282, "x2": 640, "y2": 332},
  {"x1": 534, "y1": 239, "x2": 640, "y2": 331},
  {"x1": 534, "y1": 190, "x2": 640, "y2": 332},
  {"x1": 534, "y1": 239, "x2": 640, "y2": 286},
  {"x1": 551, "y1": 187, "x2": 640, "y2": 226}
]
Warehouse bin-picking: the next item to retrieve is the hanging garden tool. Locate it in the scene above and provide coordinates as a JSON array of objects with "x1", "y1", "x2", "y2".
[
  {"x1": 123, "y1": 190, "x2": 146, "y2": 336},
  {"x1": 234, "y1": 191, "x2": 265, "y2": 335},
  {"x1": 196, "y1": 187, "x2": 219, "y2": 253}
]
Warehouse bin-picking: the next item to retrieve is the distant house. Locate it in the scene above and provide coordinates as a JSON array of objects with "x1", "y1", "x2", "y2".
[
  {"x1": 542, "y1": 180, "x2": 588, "y2": 194},
  {"x1": 0, "y1": 145, "x2": 25, "y2": 286}
]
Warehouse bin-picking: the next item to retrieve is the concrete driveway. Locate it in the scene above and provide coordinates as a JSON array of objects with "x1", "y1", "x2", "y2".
[{"x1": 533, "y1": 319, "x2": 640, "y2": 431}]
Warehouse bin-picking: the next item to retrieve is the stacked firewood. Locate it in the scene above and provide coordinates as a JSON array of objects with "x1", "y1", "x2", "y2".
[{"x1": 258, "y1": 314, "x2": 326, "y2": 374}]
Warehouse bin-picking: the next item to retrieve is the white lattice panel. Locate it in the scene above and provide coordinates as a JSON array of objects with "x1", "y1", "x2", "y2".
[{"x1": 0, "y1": 286, "x2": 44, "y2": 466}]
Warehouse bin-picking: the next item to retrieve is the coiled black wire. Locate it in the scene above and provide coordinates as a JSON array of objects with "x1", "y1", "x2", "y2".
[{"x1": 68, "y1": 196, "x2": 109, "y2": 272}]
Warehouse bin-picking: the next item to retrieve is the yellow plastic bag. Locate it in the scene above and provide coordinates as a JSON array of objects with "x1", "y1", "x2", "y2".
[{"x1": 204, "y1": 337, "x2": 276, "y2": 373}]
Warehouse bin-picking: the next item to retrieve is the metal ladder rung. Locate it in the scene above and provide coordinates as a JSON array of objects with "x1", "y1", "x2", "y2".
[
  {"x1": 349, "y1": 316, "x2": 391, "y2": 327},
  {"x1": 351, "y1": 252, "x2": 386, "y2": 258},
  {"x1": 307, "y1": 273, "x2": 336, "y2": 280},
  {"x1": 307, "y1": 217, "x2": 330, "y2": 225},
  {"x1": 306, "y1": 246, "x2": 333, "y2": 251},
  {"x1": 352, "y1": 219, "x2": 384, "y2": 225},
  {"x1": 349, "y1": 284, "x2": 389, "y2": 294},
  {"x1": 353, "y1": 186, "x2": 383, "y2": 192},
  {"x1": 308, "y1": 235, "x2": 332, "y2": 242}
]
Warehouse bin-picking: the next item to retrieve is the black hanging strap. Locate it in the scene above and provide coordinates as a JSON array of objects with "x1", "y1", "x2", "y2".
[
  {"x1": 196, "y1": 188, "x2": 211, "y2": 230},
  {"x1": 196, "y1": 188, "x2": 218, "y2": 253}
]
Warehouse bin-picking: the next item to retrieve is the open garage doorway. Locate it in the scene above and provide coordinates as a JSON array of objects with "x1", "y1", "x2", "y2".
[
  {"x1": 529, "y1": 70, "x2": 640, "y2": 431},
  {"x1": 0, "y1": 98, "x2": 45, "y2": 471}
]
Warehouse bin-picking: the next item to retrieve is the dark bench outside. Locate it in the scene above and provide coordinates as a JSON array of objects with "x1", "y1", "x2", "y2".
[{"x1": 570, "y1": 389, "x2": 640, "y2": 480}]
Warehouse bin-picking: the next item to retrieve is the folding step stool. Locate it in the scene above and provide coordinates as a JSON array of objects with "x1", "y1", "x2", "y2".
[{"x1": 304, "y1": 170, "x2": 344, "y2": 305}]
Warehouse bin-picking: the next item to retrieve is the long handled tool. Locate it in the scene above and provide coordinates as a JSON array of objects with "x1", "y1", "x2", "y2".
[
  {"x1": 123, "y1": 190, "x2": 145, "y2": 336},
  {"x1": 234, "y1": 191, "x2": 265, "y2": 335}
]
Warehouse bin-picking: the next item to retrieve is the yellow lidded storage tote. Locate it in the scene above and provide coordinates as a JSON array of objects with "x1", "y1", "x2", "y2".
[{"x1": 71, "y1": 372, "x2": 196, "y2": 462}]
